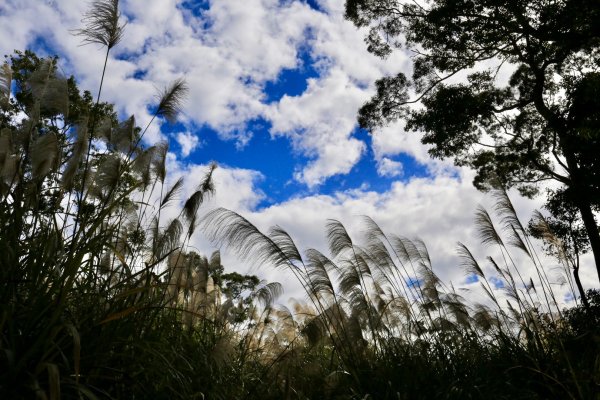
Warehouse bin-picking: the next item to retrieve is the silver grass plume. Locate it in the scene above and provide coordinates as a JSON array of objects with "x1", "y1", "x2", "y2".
[
  {"x1": 345, "y1": 309, "x2": 366, "y2": 345},
  {"x1": 456, "y1": 242, "x2": 485, "y2": 279},
  {"x1": 300, "y1": 315, "x2": 327, "y2": 345},
  {"x1": 413, "y1": 238, "x2": 431, "y2": 268},
  {"x1": 131, "y1": 145, "x2": 156, "y2": 188},
  {"x1": 480, "y1": 281, "x2": 498, "y2": 305},
  {"x1": 94, "y1": 153, "x2": 123, "y2": 194},
  {"x1": 27, "y1": 59, "x2": 69, "y2": 117},
  {"x1": 74, "y1": 0, "x2": 126, "y2": 49},
  {"x1": 493, "y1": 189, "x2": 526, "y2": 233},
  {"x1": 442, "y1": 292, "x2": 471, "y2": 327},
  {"x1": 272, "y1": 305, "x2": 297, "y2": 344},
  {"x1": 182, "y1": 164, "x2": 216, "y2": 237},
  {"x1": 200, "y1": 162, "x2": 217, "y2": 193},
  {"x1": 347, "y1": 286, "x2": 370, "y2": 319},
  {"x1": 506, "y1": 300, "x2": 522, "y2": 323},
  {"x1": 160, "y1": 177, "x2": 184, "y2": 208},
  {"x1": 0, "y1": 129, "x2": 17, "y2": 189},
  {"x1": 253, "y1": 281, "x2": 284, "y2": 308},
  {"x1": 202, "y1": 208, "x2": 296, "y2": 270},
  {"x1": 30, "y1": 132, "x2": 59, "y2": 181},
  {"x1": 268, "y1": 226, "x2": 303, "y2": 265},
  {"x1": 360, "y1": 217, "x2": 399, "y2": 276},
  {"x1": 475, "y1": 206, "x2": 504, "y2": 247},
  {"x1": 305, "y1": 249, "x2": 336, "y2": 297},
  {"x1": 326, "y1": 219, "x2": 354, "y2": 258},
  {"x1": 151, "y1": 141, "x2": 169, "y2": 183},
  {"x1": 154, "y1": 218, "x2": 183, "y2": 261},
  {"x1": 62, "y1": 120, "x2": 89, "y2": 191},
  {"x1": 390, "y1": 296, "x2": 412, "y2": 322},
  {"x1": 392, "y1": 236, "x2": 422, "y2": 264},
  {"x1": 507, "y1": 224, "x2": 530, "y2": 256},
  {"x1": 96, "y1": 117, "x2": 112, "y2": 142},
  {"x1": 364, "y1": 239, "x2": 395, "y2": 279},
  {"x1": 487, "y1": 256, "x2": 503, "y2": 276},
  {"x1": 209, "y1": 250, "x2": 221, "y2": 272},
  {"x1": 353, "y1": 246, "x2": 376, "y2": 278},
  {"x1": 111, "y1": 115, "x2": 135, "y2": 152},
  {"x1": 526, "y1": 277, "x2": 536, "y2": 293},
  {"x1": 182, "y1": 163, "x2": 216, "y2": 223},
  {"x1": 529, "y1": 210, "x2": 567, "y2": 261},
  {"x1": 338, "y1": 261, "x2": 362, "y2": 297},
  {"x1": 0, "y1": 63, "x2": 11, "y2": 107},
  {"x1": 473, "y1": 304, "x2": 496, "y2": 331},
  {"x1": 492, "y1": 189, "x2": 531, "y2": 255},
  {"x1": 155, "y1": 78, "x2": 189, "y2": 123},
  {"x1": 417, "y1": 251, "x2": 441, "y2": 310}
]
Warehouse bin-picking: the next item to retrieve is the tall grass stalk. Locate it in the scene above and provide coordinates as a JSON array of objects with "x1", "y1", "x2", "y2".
[{"x1": 203, "y1": 189, "x2": 597, "y2": 399}]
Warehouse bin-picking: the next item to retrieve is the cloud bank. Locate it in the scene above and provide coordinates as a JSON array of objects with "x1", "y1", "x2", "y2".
[{"x1": 0, "y1": 0, "x2": 587, "y2": 304}]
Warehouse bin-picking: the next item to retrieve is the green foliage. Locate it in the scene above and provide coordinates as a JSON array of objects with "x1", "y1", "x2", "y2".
[
  {"x1": 345, "y1": 0, "x2": 600, "y2": 284},
  {"x1": 0, "y1": 44, "x2": 225, "y2": 398},
  {"x1": 2, "y1": 2, "x2": 599, "y2": 398},
  {"x1": 564, "y1": 289, "x2": 600, "y2": 336},
  {"x1": 5, "y1": 50, "x2": 118, "y2": 132},
  {"x1": 2, "y1": 48, "x2": 598, "y2": 397}
]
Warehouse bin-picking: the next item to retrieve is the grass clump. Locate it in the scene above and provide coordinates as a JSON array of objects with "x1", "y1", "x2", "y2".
[{"x1": 204, "y1": 197, "x2": 600, "y2": 399}]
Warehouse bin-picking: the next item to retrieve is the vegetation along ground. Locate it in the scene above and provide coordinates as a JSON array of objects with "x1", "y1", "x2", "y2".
[{"x1": 1, "y1": 0, "x2": 599, "y2": 399}]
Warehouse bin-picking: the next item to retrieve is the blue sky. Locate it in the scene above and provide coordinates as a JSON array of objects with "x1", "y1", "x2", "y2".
[
  {"x1": 0, "y1": 0, "x2": 583, "y2": 302},
  {"x1": 129, "y1": 0, "x2": 432, "y2": 208},
  {"x1": 168, "y1": 119, "x2": 431, "y2": 209}
]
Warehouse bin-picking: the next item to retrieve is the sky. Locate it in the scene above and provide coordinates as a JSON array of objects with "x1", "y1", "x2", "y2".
[{"x1": 0, "y1": 0, "x2": 591, "y2": 304}]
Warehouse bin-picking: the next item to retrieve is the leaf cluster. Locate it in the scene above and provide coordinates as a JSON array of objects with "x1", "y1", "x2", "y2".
[{"x1": 346, "y1": 0, "x2": 600, "y2": 281}]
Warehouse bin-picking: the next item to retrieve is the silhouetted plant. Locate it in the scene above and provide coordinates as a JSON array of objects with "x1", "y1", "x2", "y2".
[{"x1": 203, "y1": 189, "x2": 597, "y2": 399}]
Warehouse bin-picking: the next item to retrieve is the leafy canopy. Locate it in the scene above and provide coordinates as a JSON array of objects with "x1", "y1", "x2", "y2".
[{"x1": 345, "y1": 0, "x2": 600, "y2": 282}]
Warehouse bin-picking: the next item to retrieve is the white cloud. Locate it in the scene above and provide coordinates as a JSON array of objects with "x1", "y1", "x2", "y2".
[
  {"x1": 0, "y1": 0, "x2": 410, "y2": 186},
  {"x1": 377, "y1": 157, "x2": 403, "y2": 177},
  {"x1": 267, "y1": 68, "x2": 368, "y2": 186},
  {"x1": 175, "y1": 130, "x2": 200, "y2": 157},
  {"x1": 1, "y1": 0, "x2": 588, "y2": 309},
  {"x1": 372, "y1": 121, "x2": 431, "y2": 164}
]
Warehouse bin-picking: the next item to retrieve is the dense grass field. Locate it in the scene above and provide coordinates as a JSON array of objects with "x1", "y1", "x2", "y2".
[{"x1": 1, "y1": 1, "x2": 599, "y2": 398}]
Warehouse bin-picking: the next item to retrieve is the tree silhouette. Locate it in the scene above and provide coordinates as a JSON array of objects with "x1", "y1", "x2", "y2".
[{"x1": 345, "y1": 0, "x2": 600, "y2": 284}]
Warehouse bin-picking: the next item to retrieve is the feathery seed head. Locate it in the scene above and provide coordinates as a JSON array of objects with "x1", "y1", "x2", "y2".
[
  {"x1": 155, "y1": 78, "x2": 189, "y2": 123},
  {"x1": 74, "y1": 0, "x2": 126, "y2": 49},
  {"x1": 0, "y1": 63, "x2": 11, "y2": 107}
]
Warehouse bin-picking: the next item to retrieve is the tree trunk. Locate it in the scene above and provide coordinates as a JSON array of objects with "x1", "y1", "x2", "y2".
[
  {"x1": 555, "y1": 128, "x2": 600, "y2": 286},
  {"x1": 530, "y1": 69, "x2": 600, "y2": 284},
  {"x1": 576, "y1": 199, "x2": 600, "y2": 284},
  {"x1": 573, "y1": 263, "x2": 590, "y2": 310}
]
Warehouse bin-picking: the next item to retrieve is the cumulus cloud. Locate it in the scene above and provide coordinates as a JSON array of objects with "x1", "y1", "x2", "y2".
[
  {"x1": 376, "y1": 157, "x2": 403, "y2": 178},
  {"x1": 267, "y1": 68, "x2": 368, "y2": 186},
  {"x1": 371, "y1": 122, "x2": 431, "y2": 163},
  {"x1": 175, "y1": 130, "x2": 200, "y2": 157},
  {"x1": 0, "y1": 0, "x2": 410, "y2": 186},
  {"x1": 1, "y1": 0, "x2": 586, "y2": 308}
]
